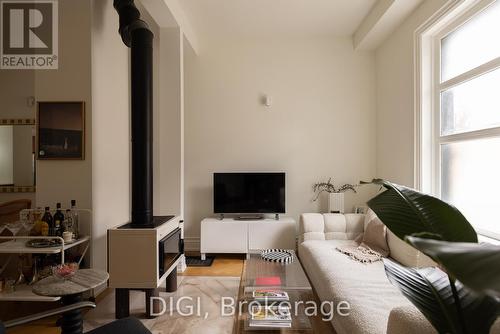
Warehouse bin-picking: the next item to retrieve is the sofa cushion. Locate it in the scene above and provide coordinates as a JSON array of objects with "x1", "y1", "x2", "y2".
[
  {"x1": 387, "y1": 230, "x2": 436, "y2": 268},
  {"x1": 387, "y1": 306, "x2": 437, "y2": 334},
  {"x1": 300, "y1": 213, "x2": 326, "y2": 242},
  {"x1": 361, "y1": 210, "x2": 389, "y2": 256},
  {"x1": 299, "y1": 213, "x2": 364, "y2": 243},
  {"x1": 299, "y1": 239, "x2": 420, "y2": 334},
  {"x1": 324, "y1": 214, "x2": 364, "y2": 240}
]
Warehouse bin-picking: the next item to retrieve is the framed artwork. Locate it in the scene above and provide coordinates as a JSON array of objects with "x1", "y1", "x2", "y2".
[{"x1": 37, "y1": 102, "x2": 85, "y2": 160}]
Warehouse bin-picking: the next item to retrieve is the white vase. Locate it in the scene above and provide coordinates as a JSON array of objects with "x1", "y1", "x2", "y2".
[{"x1": 328, "y1": 193, "x2": 344, "y2": 213}]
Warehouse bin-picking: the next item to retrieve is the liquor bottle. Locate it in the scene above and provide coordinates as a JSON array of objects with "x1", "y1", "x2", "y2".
[
  {"x1": 41, "y1": 207, "x2": 54, "y2": 236},
  {"x1": 70, "y1": 200, "x2": 79, "y2": 239},
  {"x1": 63, "y1": 209, "x2": 73, "y2": 236},
  {"x1": 53, "y1": 203, "x2": 65, "y2": 237}
]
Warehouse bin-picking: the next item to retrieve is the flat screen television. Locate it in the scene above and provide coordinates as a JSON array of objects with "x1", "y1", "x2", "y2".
[{"x1": 214, "y1": 172, "x2": 285, "y2": 214}]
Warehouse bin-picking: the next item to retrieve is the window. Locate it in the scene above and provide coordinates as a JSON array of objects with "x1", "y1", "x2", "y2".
[{"x1": 420, "y1": 0, "x2": 500, "y2": 239}]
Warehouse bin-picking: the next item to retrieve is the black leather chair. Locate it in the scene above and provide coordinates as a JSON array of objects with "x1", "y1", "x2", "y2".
[{"x1": 0, "y1": 301, "x2": 151, "y2": 334}]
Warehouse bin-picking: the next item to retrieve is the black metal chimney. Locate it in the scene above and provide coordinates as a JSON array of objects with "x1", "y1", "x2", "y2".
[{"x1": 114, "y1": 0, "x2": 153, "y2": 227}]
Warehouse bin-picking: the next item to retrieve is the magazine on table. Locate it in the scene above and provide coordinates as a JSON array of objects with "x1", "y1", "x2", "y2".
[
  {"x1": 250, "y1": 304, "x2": 291, "y2": 320},
  {"x1": 249, "y1": 304, "x2": 292, "y2": 328},
  {"x1": 249, "y1": 321, "x2": 292, "y2": 328},
  {"x1": 252, "y1": 289, "x2": 289, "y2": 301}
]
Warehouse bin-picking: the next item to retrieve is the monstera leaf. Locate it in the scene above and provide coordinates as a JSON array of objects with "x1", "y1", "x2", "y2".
[
  {"x1": 406, "y1": 236, "x2": 500, "y2": 298},
  {"x1": 384, "y1": 259, "x2": 499, "y2": 334},
  {"x1": 365, "y1": 180, "x2": 500, "y2": 333},
  {"x1": 365, "y1": 179, "x2": 477, "y2": 243}
]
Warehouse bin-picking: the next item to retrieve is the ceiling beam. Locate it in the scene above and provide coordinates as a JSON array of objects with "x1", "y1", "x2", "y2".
[
  {"x1": 140, "y1": 0, "x2": 199, "y2": 54},
  {"x1": 353, "y1": 0, "x2": 423, "y2": 51}
]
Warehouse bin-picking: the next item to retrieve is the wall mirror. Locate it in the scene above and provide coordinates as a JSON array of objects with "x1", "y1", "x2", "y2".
[{"x1": 0, "y1": 119, "x2": 36, "y2": 192}]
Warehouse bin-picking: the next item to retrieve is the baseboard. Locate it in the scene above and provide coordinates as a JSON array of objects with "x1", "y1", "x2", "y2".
[{"x1": 184, "y1": 237, "x2": 200, "y2": 252}]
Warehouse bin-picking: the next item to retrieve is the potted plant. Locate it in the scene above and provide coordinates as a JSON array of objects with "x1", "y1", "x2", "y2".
[
  {"x1": 364, "y1": 179, "x2": 500, "y2": 334},
  {"x1": 312, "y1": 178, "x2": 359, "y2": 213}
]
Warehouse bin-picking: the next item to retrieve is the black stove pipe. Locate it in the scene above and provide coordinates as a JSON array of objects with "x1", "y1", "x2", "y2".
[{"x1": 114, "y1": 0, "x2": 153, "y2": 227}]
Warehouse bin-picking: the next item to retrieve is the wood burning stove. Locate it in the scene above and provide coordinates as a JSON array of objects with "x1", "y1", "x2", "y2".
[
  {"x1": 158, "y1": 227, "x2": 182, "y2": 280},
  {"x1": 108, "y1": 216, "x2": 182, "y2": 318},
  {"x1": 107, "y1": 0, "x2": 182, "y2": 319}
]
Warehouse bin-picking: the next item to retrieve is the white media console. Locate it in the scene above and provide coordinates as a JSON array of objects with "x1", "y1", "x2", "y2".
[{"x1": 200, "y1": 217, "x2": 296, "y2": 260}]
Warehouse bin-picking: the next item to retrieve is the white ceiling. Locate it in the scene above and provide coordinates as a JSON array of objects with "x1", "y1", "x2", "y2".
[{"x1": 179, "y1": 0, "x2": 378, "y2": 40}]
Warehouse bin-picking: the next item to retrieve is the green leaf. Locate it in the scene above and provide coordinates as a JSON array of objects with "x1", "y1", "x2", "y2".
[
  {"x1": 406, "y1": 236, "x2": 500, "y2": 298},
  {"x1": 366, "y1": 179, "x2": 477, "y2": 243},
  {"x1": 410, "y1": 232, "x2": 444, "y2": 240},
  {"x1": 383, "y1": 259, "x2": 499, "y2": 334}
]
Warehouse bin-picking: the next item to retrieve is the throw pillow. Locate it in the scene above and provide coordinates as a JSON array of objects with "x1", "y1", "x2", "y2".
[{"x1": 360, "y1": 209, "x2": 389, "y2": 257}]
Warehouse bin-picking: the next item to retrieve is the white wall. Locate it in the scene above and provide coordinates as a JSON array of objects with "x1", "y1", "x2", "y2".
[
  {"x1": 91, "y1": 0, "x2": 131, "y2": 272},
  {"x1": 0, "y1": 0, "x2": 92, "y2": 207},
  {"x1": 154, "y1": 27, "x2": 184, "y2": 217},
  {"x1": 184, "y1": 37, "x2": 377, "y2": 245},
  {"x1": 12, "y1": 126, "x2": 34, "y2": 186},
  {"x1": 375, "y1": 0, "x2": 448, "y2": 186},
  {"x1": 0, "y1": 25, "x2": 35, "y2": 202},
  {"x1": 34, "y1": 0, "x2": 93, "y2": 210},
  {"x1": 0, "y1": 72, "x2": 35, "y2": 120}
]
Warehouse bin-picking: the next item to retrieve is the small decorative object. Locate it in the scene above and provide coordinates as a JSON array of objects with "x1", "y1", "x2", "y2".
[
  {"x1": 312, "y1": 178, "x2": 359, "y2": 213},
  {"x1": 329, "y1": 193, "x2": 344, "y2": 214},
  {"x1": 354, "y1": 206, "x2": 368, "y2": 214},
  {"x1": 62, "y1": 231, "x2": 73, "y2": 243},
  {"x1": 261, "y1": 249, "x2": 294, "y2": 264},
  {"x1": 53, "y1": 263, "x2": 78, "y2": 280},
  {"x1": 37, "y1": 101, "x2": 85, "y2": 160}
]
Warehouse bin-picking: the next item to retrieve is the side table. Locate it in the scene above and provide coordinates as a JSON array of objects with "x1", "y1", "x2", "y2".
[{"x1": 32, "y1": 269, "x2": 109, "y2": 334}]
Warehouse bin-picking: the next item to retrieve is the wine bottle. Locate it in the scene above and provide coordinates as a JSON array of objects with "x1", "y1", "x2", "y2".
[
  {"x1": 41, "y1": 207, "x2": 54, "y2": 236},
  {"x1": 70, "y1": 200, "x2": 79, "y2": 239},
  {"x1": 53, "y1": 203, "x2": 64, "y2": 237}
]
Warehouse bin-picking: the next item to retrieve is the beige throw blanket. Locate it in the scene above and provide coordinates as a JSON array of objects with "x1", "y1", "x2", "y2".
[
  {"x1": 336, "y1": 243, "x2": 388, "y2": 264},
  {"x1": 336, "y1": 209, "x2": 390, "y2": 263}
]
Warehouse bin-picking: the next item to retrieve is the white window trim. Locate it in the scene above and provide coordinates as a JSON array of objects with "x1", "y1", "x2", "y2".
[
  {"x1": 415, "y1": 0, "x2": 467, "y2": 193},
  {"x1": 415, "y1": 0, "x2": 500, "y2": 240}
]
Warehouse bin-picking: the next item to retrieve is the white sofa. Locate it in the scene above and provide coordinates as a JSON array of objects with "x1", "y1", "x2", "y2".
[{"x1": 298, "y1": 213, "x2": 499, "y2": 334}]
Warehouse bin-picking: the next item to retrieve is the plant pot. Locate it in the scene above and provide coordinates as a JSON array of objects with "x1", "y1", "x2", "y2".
[{"x1": 328, "y1": 193, "x2": 344, "y2": 213}]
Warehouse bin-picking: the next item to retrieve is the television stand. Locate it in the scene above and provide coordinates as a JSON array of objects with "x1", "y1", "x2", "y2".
[
  {"x1": 200, "y1": 217, "x2": 296, "y2": 260},
  {"x1": 235, "y1": 215, "x2": 264, "y2": 221}
]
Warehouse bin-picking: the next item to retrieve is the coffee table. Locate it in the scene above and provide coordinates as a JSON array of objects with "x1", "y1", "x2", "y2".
[{"x1": 233, "y1": 252, "x2": 334, "y2": 333}]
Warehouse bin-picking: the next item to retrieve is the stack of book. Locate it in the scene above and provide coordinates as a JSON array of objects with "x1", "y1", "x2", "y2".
[
  {"x1": 249, "y1": 304, "x2": 292, "y2": 328},
  {"x1": 249, "y1": 289, "x2": 292, "y2": 328}
]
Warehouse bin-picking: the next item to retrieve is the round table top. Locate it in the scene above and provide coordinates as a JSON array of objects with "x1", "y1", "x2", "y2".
[{"x1": 32, "y1": 269, "x2": 109, "y2": 297}]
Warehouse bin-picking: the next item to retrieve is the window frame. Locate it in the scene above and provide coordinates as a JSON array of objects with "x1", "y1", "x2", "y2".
[{"x1": 416, "y1": 0, "x2": 500, "y2": 239}]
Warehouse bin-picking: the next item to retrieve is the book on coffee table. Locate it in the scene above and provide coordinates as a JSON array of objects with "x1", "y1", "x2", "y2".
[
  {"x1": 254, "y1": 276, "x2": 282, "y2": 286},
  {"x1": 249, "y1": 305, "x2": 292, "y2": 328},
  {"x1": 249, "y1": 321, "x2": 292, "y2": 328},
  {"x1": 252, "y1": 289, "x2": 289, "y2": 301}
]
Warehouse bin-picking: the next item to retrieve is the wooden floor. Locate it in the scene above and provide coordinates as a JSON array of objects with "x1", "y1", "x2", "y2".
[
  {"x1": 6, "y1": 255, "x2": 243, "y2": 333},
  {"x1": 6, "y1": 317, "x2": 59, "y2": 334},
  {"x1": 181, "y1": 254, "x2": 244, "y2": 277}
]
